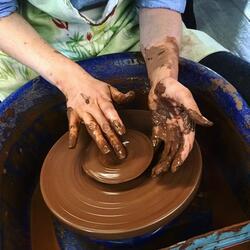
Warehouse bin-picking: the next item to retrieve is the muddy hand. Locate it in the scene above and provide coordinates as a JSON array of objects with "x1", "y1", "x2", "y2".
[
  {"x1": 149, "y1": 78, "x2": 213, "y2": 177},
  {"x1": 66, "y1": 77, "x2": 134, "y2": 159}
]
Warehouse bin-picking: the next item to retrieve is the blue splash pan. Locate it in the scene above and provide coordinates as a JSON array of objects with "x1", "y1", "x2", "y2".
[{"x1": 0, "y1": 52, "x2": 249, "y2": 250}]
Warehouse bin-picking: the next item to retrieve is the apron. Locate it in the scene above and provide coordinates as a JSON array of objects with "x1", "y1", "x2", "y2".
[{"x1": 0, "y1": 0, "x2": 227, "y2": 101}]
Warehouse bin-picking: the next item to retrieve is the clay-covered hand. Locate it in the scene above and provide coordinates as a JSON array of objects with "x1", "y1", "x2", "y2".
[
  {"x1": 66, "y1": 76, "x2": 134, "y2": 159},
  {"x1": 149, "y1": 78, "x2": 213, "y2": 176}
]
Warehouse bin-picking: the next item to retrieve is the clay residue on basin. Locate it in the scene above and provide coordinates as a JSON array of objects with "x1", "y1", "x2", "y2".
[{"x1": 211, "y1": 78, "x2": 243, "y2": 111}]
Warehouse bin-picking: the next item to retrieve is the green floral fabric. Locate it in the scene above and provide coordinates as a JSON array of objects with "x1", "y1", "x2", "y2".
[{"x1": 0, "y1": 0, "x2": 139, "y2": 101}]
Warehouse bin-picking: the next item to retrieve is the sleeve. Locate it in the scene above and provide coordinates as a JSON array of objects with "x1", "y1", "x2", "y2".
[
  {"x1": 137, "y1": 0, "x2": 187, "y2": 14},
  {"x1": 0, "y1": 0, "x2": 18, "y2": 18}
]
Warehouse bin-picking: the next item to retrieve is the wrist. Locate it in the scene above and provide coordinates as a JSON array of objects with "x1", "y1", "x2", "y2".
[
  {"x1": 149, "y1": 66, "x2": 177, "y2": 87},
  {"x1": 45, "y1": 57, "x2": 91, "y2": 97},
  {"x1": 141, "y1": 36, "x2": 179, "y2": 86}
]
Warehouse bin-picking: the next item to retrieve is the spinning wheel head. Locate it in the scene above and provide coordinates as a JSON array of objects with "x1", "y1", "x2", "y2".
[{"x1": 40, "y1": 110, "x2": 202, "y2": 239}]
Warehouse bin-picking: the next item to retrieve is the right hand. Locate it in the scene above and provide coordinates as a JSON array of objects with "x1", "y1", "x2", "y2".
[
  {"x1": 148, "y1": 78, "x2": 213, "y2": 176},
  {"x1": 64, "y1": 73, "x2": 135, "y2": 159}
]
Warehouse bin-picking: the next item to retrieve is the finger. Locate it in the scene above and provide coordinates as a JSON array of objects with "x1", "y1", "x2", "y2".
[
  {"x1": 99, "y1": 100, "x2": 126, "y2": 135},
  {"x1": 102, "y1": 122, "x2": 127, "y2": 160},
  {"x1": 151, "y1": 142, "x2": 171, "y2": 177},
  {"x1": 171, "y1": 132, "x2": 194, "y2": 173},
  {"x1": 67, "y1": 107, "x2": 81, "y2": 149},
  {"x1": 151, "y1": 141, "x2": 179, "y2": 177},
  {"x1": 109, "y1": 85, "x2": 135, "y2": 104},
  {"x1": 187, "y1": 109, "x2": 213, "y2": 127},
  {"x1": 152, "y1": 161, "x2": 169, "y2": 177},
  {"x1": 151, "y1": 126, "x2": 181, "y2": 177},
  {"x1": 82, "y1": 112, "x2": 111, "y2": 154},
  {"x1": 167, "y1": 137, "x2": 180, "y2": 166},
  {"x1": 151, "y1": 125, "x2": 161, "y2": 148},
  {"x1": 91, "y1": 107, "x2": 126, "y2": 159}
]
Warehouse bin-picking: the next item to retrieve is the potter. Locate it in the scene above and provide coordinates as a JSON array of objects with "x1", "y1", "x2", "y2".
[
  {"x1": 2, "y1": 0, "x2": 250, "y2": 248},
  {"x1": 1, "y1": 51, "x2": 249, "y2": 250},
  {"x1": 0, "y1": 0, "x2": 216, "y2": 176}
]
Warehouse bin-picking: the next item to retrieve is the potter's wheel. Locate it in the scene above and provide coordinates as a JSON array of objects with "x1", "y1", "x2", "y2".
[{"x1": 40, "y1": 110, "x2": 202, "y2": 239}]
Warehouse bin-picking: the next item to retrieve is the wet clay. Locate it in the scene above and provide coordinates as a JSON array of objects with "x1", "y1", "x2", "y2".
[
  {"x1": 40, "y1": 110, "x2": 202, "y2": 239},
  {"x1": 82, "y1": 129, "x2": 153, "y2": 184},
  {"x1": 31, "y1": 186, "x2": 60, "y2": 250}
]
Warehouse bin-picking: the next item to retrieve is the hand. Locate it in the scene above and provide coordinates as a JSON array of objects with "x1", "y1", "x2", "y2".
[
  {"x1": 148, "y1": 77, "x2": 213, "y2": 176},
  {"x1": 65, "y1": 74, "x2": 134, "y2": 159}
]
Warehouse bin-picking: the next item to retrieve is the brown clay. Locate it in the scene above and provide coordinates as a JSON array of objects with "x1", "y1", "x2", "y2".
[
  {"x1": 40, "y1": 110, "x2": 202, "y2": 239},
  {"x1": 82, "y1": 129, "x2": 153, "y2": 184},
  {"x1": 31, "y1": 186, "x2": 60, "y2": 250}
]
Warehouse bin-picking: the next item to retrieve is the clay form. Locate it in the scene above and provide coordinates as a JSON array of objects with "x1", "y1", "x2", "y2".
[
  {"x1": 82, "y1": 129, "x2": 153, "y2": 184},
  {"x1": 40, "y1": 110, "x2": 202, "y2": 239}
]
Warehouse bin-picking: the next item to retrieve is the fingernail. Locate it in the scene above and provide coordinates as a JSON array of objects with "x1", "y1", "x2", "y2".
[
  {"x1": 152, "y1": 136, "x2": 160, "y2": 148},
  {"x1": 171, "y1": 159, "x2": 182, "y2": 173},
  {"x1": 113, "y1": 120, "x2": 125, "y2": 135},
  {"x1": 127, "y1": 91, "x2": 135, "y2": 97},
  {"x1": 117, "y1": 148, "x2": 126, "y2": 160},
  {"x1": 103, "y1": 145, "x2": 111, "y2": 154},
  {"x1": 151, "y1": 171, "x2": 157, "y2": 178},
  {"x1": 188, "y1": 109, "x2": 213, "y2": 126},
  {"x1": 202, "y1": 116, "x2": 213, "y2": 126},
  {"x1": 125, "y1": 91, "x2": 135, "y2": 101},
  {"x1": 68, "y1": 135, "x2": 76, "y2": 149},
  {"x1": 118, "y1": 151, "x2": 126, "y2": 159},
  {"x1": 152, "y1": 138, "x2": 159, "y2": 147},
  {"x1": 155, "y1": 168, "x2": 162, "y2": 176}
]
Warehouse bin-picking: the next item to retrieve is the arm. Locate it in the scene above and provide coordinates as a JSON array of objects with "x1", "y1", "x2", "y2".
[
  {"x1": 0, "y1": 13, "x2": 81, "y2": 91},
  {"x1": 139, "y1": 8, "x2": 213, "y2": 176},
  {"x1": 140, "y1": 8, "x2": 181, "y2": 82},
  {"x1": 0, "y1": 12, "x2": 133, "y2": 158}
]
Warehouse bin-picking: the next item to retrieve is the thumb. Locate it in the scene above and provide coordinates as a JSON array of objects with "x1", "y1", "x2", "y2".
[
  {"x1": 109, "y1": 85, "x2": 135, "y2": 104},
  {"x1": 187, "y1": 109, "x2": 213, "y2": 127}
]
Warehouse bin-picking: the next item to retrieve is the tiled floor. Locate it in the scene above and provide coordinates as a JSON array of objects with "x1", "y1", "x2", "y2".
[{"x1": 194, "y1": 0, "x2": 250, "y2": 62}]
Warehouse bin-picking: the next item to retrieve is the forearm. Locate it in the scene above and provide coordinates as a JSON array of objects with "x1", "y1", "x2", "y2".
[
  {"x1": 0, "y1": 13, "x2": 89, "y2": 95},
  {"x1": 0, "y1": 13, "x2": 135, "y2": 157},
  {"x1": 139, "y1": 8, "x2": 182, "y2": 84}
]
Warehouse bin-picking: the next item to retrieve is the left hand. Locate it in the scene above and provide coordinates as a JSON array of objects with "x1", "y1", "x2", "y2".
[{"x1": 148, "y1": 77, "x2": 213, "y2": 177}]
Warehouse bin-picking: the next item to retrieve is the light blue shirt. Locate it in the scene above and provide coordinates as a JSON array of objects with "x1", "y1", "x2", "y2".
[
  {"x1": 136, "y1": 0, "x2": 186, "y2": 13},
  {"x1": 0, "y1": 0, "x2": 186, "y2": 17},
  {"x1": 0, "y1": 0, "x2": 18, "y2": 17}
]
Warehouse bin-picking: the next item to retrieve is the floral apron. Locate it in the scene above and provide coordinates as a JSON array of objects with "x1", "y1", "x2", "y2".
[{"x1": 0, "y1": 0, "x2": 227, "y2": 101}]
